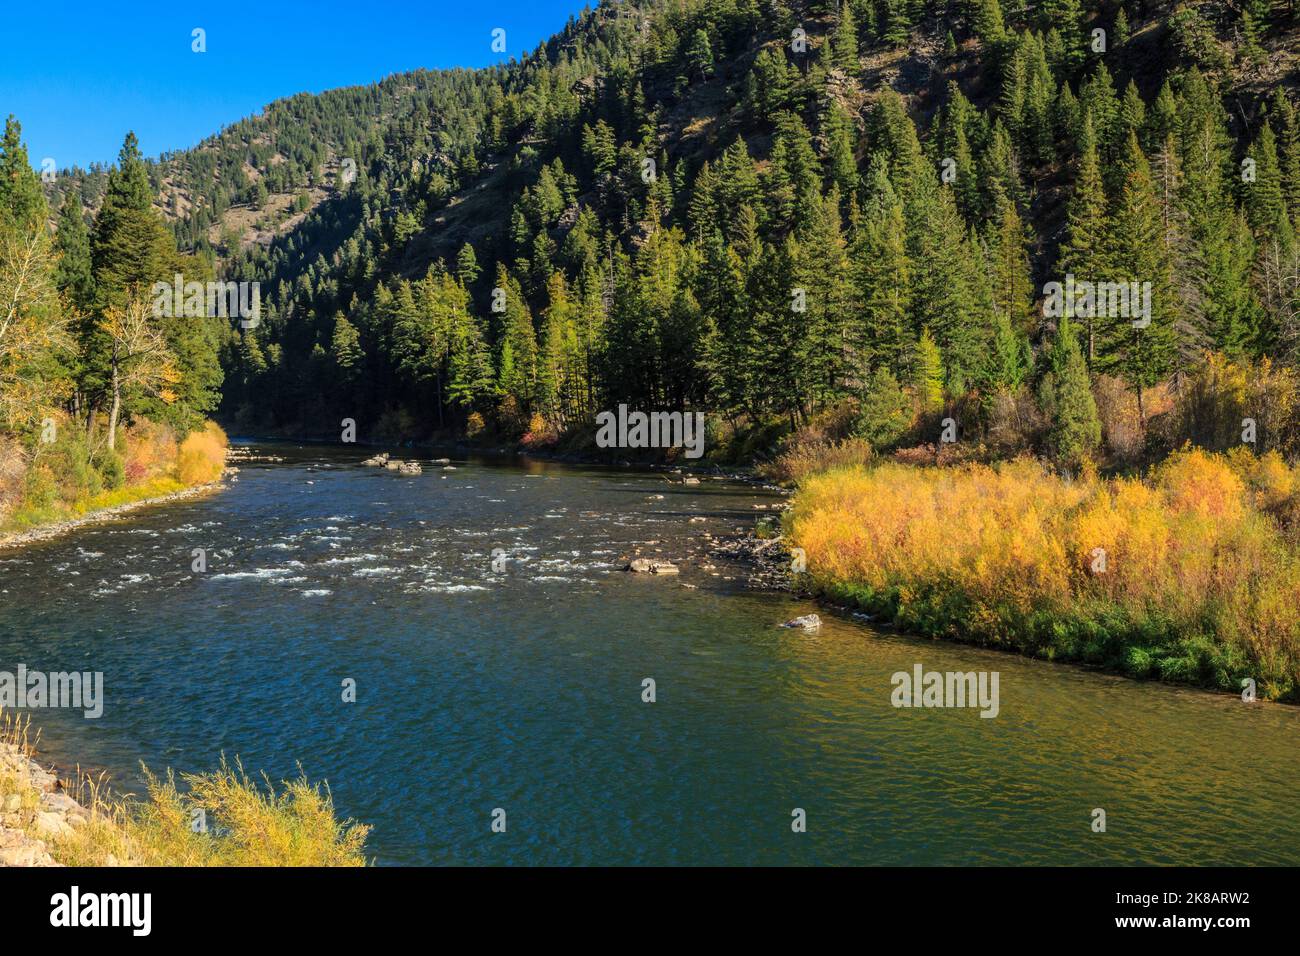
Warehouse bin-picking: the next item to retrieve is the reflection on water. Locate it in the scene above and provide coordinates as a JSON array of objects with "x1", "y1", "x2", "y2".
[{"x1": 1, "y1": 441, "x2": 1297, "y2": 865}]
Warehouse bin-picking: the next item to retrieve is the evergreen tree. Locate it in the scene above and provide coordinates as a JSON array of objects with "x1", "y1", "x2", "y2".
[
  {"x1": 54, "y1": 191, "x2": 94, "y2": 311},
  {"x1": 1041, "y1": 315, "x2": 1101, "y2": 467},
  {"x1": 1098, "y1": 133, "x2": 1178, "y2": 427},
  {"x1": 1059, "y1": 114, "x2": 1109, "y2": 364}
]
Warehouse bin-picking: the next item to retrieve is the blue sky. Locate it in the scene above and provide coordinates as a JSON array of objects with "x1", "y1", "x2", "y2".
[{"x1": 5, "y1": 0, "x2": 590, "y2": 171}]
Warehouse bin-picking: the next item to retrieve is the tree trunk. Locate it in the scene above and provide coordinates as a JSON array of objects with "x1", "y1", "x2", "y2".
[{"x1": 107, "y1": 361, "x2": 122, "y2": 452}]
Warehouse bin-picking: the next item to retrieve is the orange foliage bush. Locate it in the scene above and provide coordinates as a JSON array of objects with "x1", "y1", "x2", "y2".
[
  {"x1": 788, "y1": 448, "x2": 1300, "y2": 699},
  {"x1": 175, "y1": 423, "x2": 228, "y2": 485}
]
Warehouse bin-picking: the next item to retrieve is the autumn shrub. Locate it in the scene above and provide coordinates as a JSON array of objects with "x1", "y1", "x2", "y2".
[
  {"x1": 0, "y1": 435, "x2": 23, "y2": 523},
  {"x1": 121, "y1": 418, "x2": 178, "y2": 482},
  {"x1": 175, "y1": 422, "x2": 228, "y2": 485},
  {"x1": 1094, "y1": 374, "x2": 1144, "y2": 465},
  {"x1": 788, "y1": 448, "x2": 1300, "y2": 699},
  {"x1": 465, "y1": 411, "x2": 487, "y2": 439},
  {"x1": 763, "y1": 436, "x2": 874, "y2": 485},
  {"x1": 1164, "y1": 353, "x2": 1300, "y2": 457},
  {"x1": 520, "y1": 412, "x2": 557, "y2": 448}
]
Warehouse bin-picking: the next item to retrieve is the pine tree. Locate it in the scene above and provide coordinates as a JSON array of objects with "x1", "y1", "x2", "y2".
[
  {"x1": 824, "y1": 103, "x2": 859, "y2": 201},
  {"x1": 1244, "y1": 121, "x2": 1286, "y2": 234},
  {"x1": 54, "y1": 191, "x2": 94, "y2": 311},
  {"x1": 831, "y1": 2, "x2": 859, "y2": 70},
  {"x1": 686, "y1": 29, "x2": 714, "y2": 82},
  {"x1": 913, "y1": 327, "x2": 945, "y2": 412},
  {"x1": 1041, "y1": 315, "x2": 1100, "y2": 467},
  {"x1": 855, "y1": 367, "x2": 913, "y2": 449},
  {"x1": 329, "y1": 312, "x2": 364, "y2": 382},
  {"x1": 974, "y1": 0, "x2": 1007, "y2": 46},
  {"x1": 1098, "y1": 133, "x2": 1178, "y2": 427},
  {"x1": 456, "y1": 243, "x2": 481, "y2": 286},
  {"x1": 0, "y1": 117, "x2": 47, "y2": 230},
  {"x1": 852, "y1": 166, "x2": 912, "y2": 377},
  {"x1": 987, "y1": 196, "x2": 1033, "y2": 332},
  {"x1": 1059, "y1": 114, "x2": 1109, "y2": 364},
  {"x1": 494, "y1": 264, "x2": 538, "y2": 410}
]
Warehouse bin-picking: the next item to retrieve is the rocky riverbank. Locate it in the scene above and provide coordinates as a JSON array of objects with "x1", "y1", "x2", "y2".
[
  {"x1": 0, "y1": 739, "x2": 111, "y2": 867},
  {"x1": 0, "y1": 472, "x2": 230, "y2": 553}
]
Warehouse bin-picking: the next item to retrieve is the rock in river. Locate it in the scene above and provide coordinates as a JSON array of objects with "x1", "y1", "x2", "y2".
[
  {"x1": 625, "y1": 558, "x2": 680, "y2": 575},
  {"x1": 780, "y1": 614, "x2": 821, "y2": 631}
]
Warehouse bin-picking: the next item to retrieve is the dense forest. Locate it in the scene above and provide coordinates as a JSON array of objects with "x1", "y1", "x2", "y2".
[{"x1": 7, "y1": 0, "x2": 1300, "y2": 488}]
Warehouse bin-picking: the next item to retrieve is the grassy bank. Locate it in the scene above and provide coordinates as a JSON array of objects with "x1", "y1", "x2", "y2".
[
  {"x1": 787, "y1": 448, "x2": 1300, "y2": 701},
  {"x1": 0, "y1": 713, "x2": 369, "y2": 866},
  {"x1": 0, "y1": 420, "x2": 227, "y2": 535}
]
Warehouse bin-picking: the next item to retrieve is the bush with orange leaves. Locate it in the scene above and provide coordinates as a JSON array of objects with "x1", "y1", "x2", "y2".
[
  {"x1": 176, "y1": 422, "x2": 229, "y2": 485},
  {"x1": 788, "y1": 448, "x2": 1300, "y2": 700}
]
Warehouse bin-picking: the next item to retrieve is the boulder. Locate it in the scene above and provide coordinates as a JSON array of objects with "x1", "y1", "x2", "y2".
[
  {"x1": 32, "y1": 811, "x2": 74, "y2": 839},
  {"x1": 780, "y1": 614, "x2": 822, "y2": 631},
  {"x1": 624, "y1": 558, "x2": 680, "y2": 575}
]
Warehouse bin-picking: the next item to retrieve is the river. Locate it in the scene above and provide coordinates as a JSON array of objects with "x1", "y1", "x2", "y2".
[{"x1": 1, "y1": 441, "x2": 1297, "y2": 865}]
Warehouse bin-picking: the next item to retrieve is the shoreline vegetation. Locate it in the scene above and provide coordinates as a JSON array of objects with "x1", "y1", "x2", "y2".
[
  {"x1": 0, "y1": 421, "x2": 229, "y2": 548},
  {"x1": 785, "y1": 447, "x2": 1300, "y2": 702},
  {"x1": 1, "y1": 713, "x2": 369, "y2": 867}
]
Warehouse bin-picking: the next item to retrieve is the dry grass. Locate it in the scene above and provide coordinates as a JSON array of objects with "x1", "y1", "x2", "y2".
[
  {"x1": 788, "y1": 448, "x2": 1300, "y2": 700},
  {"x1": 763, "y1": 437, "x2": 874, "y2": 485},
  {"x1": 2, "y1": 713, "x2": 368, "y2": 866}
]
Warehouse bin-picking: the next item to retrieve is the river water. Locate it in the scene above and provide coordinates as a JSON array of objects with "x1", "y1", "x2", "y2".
[{"x1": 1, "y1": 441, "x2": 1296, "y2": 865}]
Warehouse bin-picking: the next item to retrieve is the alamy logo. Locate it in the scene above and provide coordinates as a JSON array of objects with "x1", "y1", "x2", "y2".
[
  {"x1": 595, "y1": 405, "x2": 705, "y2": 459},
  {"x1": 1042, "y1": 273, "x2": 1152, "y2": 328},
  {"x1": 891, "y1": 665, "x2": 1000, "y2": 718},
  {"x1": 151, "y1": 274, "x2": 261, "y2": 329},
  {"x1": 0, "y1": 665, "x2": 103, "y2": 718},
  {"x1": 50, "y1": 886, "x2": 151, "y2": 936}
]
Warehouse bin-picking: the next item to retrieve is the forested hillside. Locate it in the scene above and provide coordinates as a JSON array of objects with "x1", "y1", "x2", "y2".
[
  {"x1": 201, "y1": 0, "x2": 1300, "y2": 466},
  {"x1": 15, "y1": 0, "x2": 1300, "y2": 471}
]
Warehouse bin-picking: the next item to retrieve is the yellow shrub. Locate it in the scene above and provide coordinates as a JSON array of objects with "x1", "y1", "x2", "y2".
[
  {"x1": 788, "y1": 449, "x2": 1300, "y2": 699},
  {"x1": 175, "y1": 422, "x2": 228, "y2": 485}
]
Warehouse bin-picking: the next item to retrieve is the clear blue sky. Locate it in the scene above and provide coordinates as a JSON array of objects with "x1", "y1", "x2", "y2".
[{"x1": 5, "y1": 0, "x2": 591, "y2": 171}]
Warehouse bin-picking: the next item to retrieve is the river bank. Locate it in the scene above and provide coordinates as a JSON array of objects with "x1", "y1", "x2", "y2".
[
  {"x1": 0, "y1": 474, "x2": 231, "y2": 553},
  {"x1": 0, "y1": 733, "x2": 103, "y2": 867},
  {"x1": 784, "y1": 449, "x2": 1300, "y2": 702}
]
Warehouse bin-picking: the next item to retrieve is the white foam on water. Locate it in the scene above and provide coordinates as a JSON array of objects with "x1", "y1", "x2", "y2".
[{"x1": 208, "y1": 567, "x2": 294, "y2": 581}]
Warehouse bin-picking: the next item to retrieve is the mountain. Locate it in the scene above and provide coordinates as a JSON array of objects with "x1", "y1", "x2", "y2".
[{"x1": 42, "y1": 0, "x2": 1300, "y2": 463}]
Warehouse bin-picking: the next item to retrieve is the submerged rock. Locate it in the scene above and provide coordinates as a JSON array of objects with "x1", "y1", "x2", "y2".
[{"x1": 780, "y1": 614, "x2": 821, "y2": 631}]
